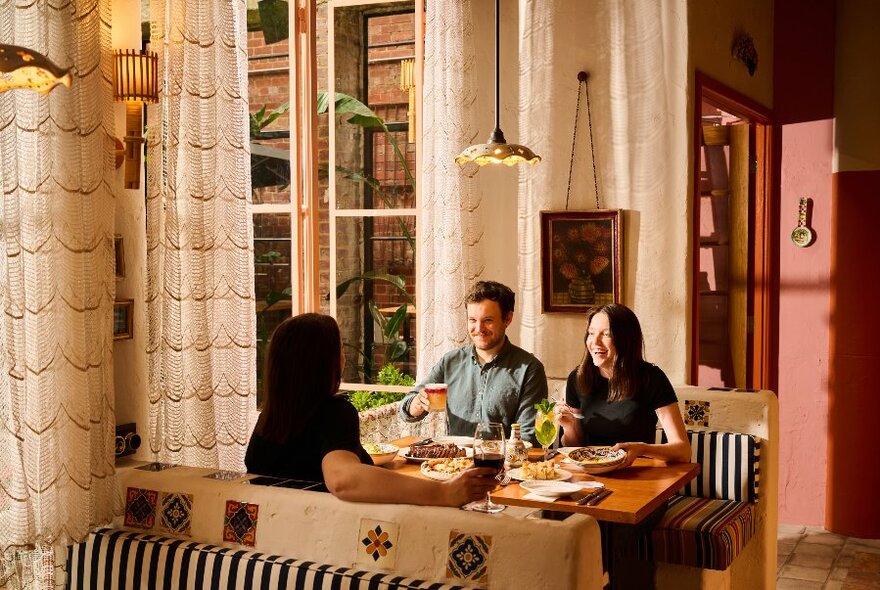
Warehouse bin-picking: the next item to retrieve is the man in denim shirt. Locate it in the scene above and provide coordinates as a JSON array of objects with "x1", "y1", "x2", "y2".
[{"x1": 399, "y1": 281, "x2": 548, "y2": 445}]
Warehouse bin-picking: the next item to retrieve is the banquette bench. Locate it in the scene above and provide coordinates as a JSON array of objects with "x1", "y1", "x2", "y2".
[
  {"x1": 66, "y1": 460, "x2": 605, "y2": 589},
  {"x1": 548, "y1": 382, "x2": 778, "y2": 589}
]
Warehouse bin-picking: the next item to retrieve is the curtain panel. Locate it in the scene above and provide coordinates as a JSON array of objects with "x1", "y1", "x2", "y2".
[
  {"x1": 0, "y1": 0, "x2": 117, "y2": 582},
  {"x1": 146, "y1": 0, "x2": 256, "y2": 470},
  {"x1": 417, "y1": 0, "x2": 485, "y2": 377}
]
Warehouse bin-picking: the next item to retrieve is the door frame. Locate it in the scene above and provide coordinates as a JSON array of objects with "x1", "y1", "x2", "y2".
[{"x1": 691, "y1": 72, "x2": 776, "y2": 390}]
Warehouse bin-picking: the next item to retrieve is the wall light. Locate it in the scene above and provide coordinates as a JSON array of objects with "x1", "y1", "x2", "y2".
[
  {"x1": 0, "y1": 44, "x2": 72, "y2": 94},
  {"x1": 113, "y1": 49, "x2": 158, "y2": 189}
]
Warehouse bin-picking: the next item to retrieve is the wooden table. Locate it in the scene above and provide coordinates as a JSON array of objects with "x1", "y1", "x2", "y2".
[{"x1": 387, "y1": 437, "x2": 700, "y2": 526}]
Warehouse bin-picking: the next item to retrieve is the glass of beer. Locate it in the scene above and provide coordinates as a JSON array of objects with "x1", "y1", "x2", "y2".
[{"x1": 425, "y1": 383, "x2": 447, "y2": 412}]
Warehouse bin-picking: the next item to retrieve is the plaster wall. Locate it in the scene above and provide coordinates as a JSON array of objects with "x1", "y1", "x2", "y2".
[{"x1": 112, "y1": 0, "x2": 151, "y2": 460}]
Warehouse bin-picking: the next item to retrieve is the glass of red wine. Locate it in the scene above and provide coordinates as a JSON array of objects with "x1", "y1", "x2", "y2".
[{"x1": 471, "y1": 422, "x2": 506, "y2": 513}]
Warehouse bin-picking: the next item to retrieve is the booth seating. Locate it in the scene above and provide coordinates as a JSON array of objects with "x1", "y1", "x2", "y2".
[{"x1": 64, "y1": 461, "x2": 605, "y2": 589}]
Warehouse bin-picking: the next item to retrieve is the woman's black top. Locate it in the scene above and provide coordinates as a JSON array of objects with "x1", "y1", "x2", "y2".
[
  {"x1": 564, "y1": 362, "x2": 678, "y2": 446},
  {"x1": 245, "y1": 394, "x2": 373, "y2": 483}
]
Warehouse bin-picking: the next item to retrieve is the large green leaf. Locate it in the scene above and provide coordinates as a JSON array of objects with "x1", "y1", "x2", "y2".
[
  {"x1": 336, "y1": 271, "x2": 413, "y2": 304},
  {"x1": 386, "y1": 340, "x2": 409, "y2": 363},
  {"x1": 383, "y1": 304, "x2": 408, "y2": 340}
]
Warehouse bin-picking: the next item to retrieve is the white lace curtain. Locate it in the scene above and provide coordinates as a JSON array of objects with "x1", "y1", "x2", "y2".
[
  {"x1": 0, "y1": 0, "x2": 117, "y2": 581},
  {"x1": 418, "y1": 1, "x2": 485, "y2": 375},
  {"x1": 146, "y1": 0, "x2": 256, "y2": 470}
]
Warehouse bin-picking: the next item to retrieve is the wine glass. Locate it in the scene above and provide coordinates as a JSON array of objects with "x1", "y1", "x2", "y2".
[
  {"x1": 472, "y1": 422, "x2": 506, "y2": 513},
  {"x1": 535, "y1": 405, "x2": 559, "y2": 461}
]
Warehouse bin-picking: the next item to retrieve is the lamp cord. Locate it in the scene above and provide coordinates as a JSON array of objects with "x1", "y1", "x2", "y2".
[{"x1": 564, "y1": 71, "x2": 601, "y2": 210}]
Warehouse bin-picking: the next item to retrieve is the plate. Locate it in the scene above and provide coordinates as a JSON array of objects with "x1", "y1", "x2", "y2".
[
  {"x1": 520, "y1": 480, "x2": 602, "y2": 498},
  {"x1": 434, "y1": 435, "x2": 533, "y2": 449},
  {"x1": 507, "y1": 467, "x2": 572, "y2": 482},
  {"x1": 564, "y1": 446, "x2": 627, "y2": 466},
  {"x1": 402, "y1": 446, "x2": 472, "y2": 463},
  {"x1": 419, "y1": 457, "x2": 475, "y2": 481}
]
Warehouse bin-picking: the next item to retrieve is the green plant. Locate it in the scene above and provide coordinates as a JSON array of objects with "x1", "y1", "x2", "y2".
[
  {"x1": 347, "y1": 362, "x2": 415, "y2": 412},
  {"x1": 250, "y1": 101, "x2": 290, "y2": 137}
]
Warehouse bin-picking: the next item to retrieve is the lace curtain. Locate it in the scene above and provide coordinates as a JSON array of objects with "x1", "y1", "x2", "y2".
[
  {"x1": 146, "y1": 0, "x2": 256, "y2": 470},
  {"x1": 418, "y1": 1, "x2": 485, "y2": 376},
  {"x1": 0, "y1": 0, "x2": 117, "y2": 584}
]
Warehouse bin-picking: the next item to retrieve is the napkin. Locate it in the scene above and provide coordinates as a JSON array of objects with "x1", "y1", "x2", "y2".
[{"x1": 520, "y1": 480, "x2": 602, "y2": 503}]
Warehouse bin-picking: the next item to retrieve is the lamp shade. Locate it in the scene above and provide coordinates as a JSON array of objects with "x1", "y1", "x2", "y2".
[
  {"x1": 455, "y1": 141, "x2": 541, "y2": 167},
  {"x1": 113, "y1": 49, "x2": 158, "y2": 103},
  {"x1": 0, "y1": 44, "x2": 72, "y2": 94}
]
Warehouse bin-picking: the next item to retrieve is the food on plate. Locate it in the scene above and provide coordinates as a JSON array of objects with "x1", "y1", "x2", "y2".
[
  {"x1": 422, "y1": 457, "x2": 474, "y2": 475},
  {"x1": 568, "y1": 446, "x2": 626, "y2": 465},
  {"x1": 363, "y1": 443, "x2": 395, "y2": 455},
  {"x1": 520, "y1": 460, "x2": 558, "y2": 480},
  {"x1": 407, "y1": 442, "x2": 466, "y2": 459}
]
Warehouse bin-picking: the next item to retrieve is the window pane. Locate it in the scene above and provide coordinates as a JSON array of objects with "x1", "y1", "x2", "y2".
[
  {"x1": 254, "y1": 213, "x2": 292, "y2": 402},
  {"x1": 336, "y1": 215, "x2": 416, "y2": 385}
]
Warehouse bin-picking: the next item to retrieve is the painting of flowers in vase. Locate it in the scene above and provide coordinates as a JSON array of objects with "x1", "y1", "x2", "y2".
[{"x1": 540, "y1": 210, "x2": 621, "y2": 313}]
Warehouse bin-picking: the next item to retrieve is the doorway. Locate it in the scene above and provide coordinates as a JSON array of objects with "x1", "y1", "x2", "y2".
[{"x1": 691, "y1": 73, "x2": 774, "y2": 390}]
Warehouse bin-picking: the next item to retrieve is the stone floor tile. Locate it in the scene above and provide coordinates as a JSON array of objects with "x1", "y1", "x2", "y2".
[
  {"x1": 775, "y1": 578, "x2": 824, "y2": 590},
  {"x1": 778, "y1": 523, "x2": 807, "y2": 541},
  {"x1": 795, "y1": 543, "x2": 843, "y2": 559},
  {"x1": 778, "y1": 540, "x2": 797, "y2": 557},
  {"x1": 824, "y1": 580, "x2": 844, "y2": 590},
  {"x1": 789, "y1": 551, "x2": 836, "y2": 569},
  {"x1": 850, "y1": 551, "x2": 880, "y2": 574},
  {"x1": 829, "y1": 566, "x2": 850, "y2": 581},
  {"x1": 844, "y1": 570, "x2": 880, "y2": 587},
  {"x1": 802, "y1": 531, "x2": 847, "y2": 547},
  {"x1": 845, "y1": 537, "x2": 880, "y2": 549},
  {"x1": 836, "y1": 554, "x2": 856, "y2": 569},
  {"x1": 841, "y1": 583, "x2": 880, "y2": 590},
  {"x1": 846, "y1": 541, "x2": 880, "y2": 555},
  {"x1": 778, "y1": 564, "x2": 830, "y2": 583}
]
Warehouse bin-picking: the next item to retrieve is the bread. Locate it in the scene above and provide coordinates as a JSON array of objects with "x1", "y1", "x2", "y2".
[{"x1": 520, "y1": 460, "x2": 557, "y2": 480}]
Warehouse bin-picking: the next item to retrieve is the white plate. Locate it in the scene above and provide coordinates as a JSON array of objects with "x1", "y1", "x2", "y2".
[
  {"x1": 507, "y1": 467, "x2": 572, "y2": 482},
  {"x1": 419, "y1": 458, "x2": 475, "y2": 481},
  {"x1": 520, "y1": 480, "x2": 603, "y2": 498},
  {"x1": 401, "y1": 446, "x2": 473, "y2": 463},
  {"x1": 435, "y1": 435, "x2": 533, "y2": 449}
]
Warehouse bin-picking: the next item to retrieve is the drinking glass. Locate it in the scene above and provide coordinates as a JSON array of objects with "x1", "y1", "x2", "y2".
[
  {"x1": 424, "y1": 383, "x2": 447, "y2": 437},
  {"x1": 472, "y1": 422, "x2": 506, "y2": 513},
  {"x1": 535, "y1": 406, "x2": 559, "y2": 461}
]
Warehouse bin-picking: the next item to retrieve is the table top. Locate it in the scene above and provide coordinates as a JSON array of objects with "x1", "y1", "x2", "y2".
[{"x1": 387, "y1": 437, "x2": 700, "y2": 525}]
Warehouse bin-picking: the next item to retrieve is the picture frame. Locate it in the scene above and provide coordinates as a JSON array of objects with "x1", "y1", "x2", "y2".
[
  {"x1": 540, "y1": 210, "x2": 622, "y2": 313},
  {"x1": 113, "y1": 300, "x2": 133, "y2": 340},
  {"x1": 114, "y1": 235, "x2": 125, "y2": 278}
]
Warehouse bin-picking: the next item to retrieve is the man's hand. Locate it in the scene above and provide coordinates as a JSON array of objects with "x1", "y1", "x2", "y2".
[{"x1": 407, "y1": 390, "x2": 429, "y2": 417}]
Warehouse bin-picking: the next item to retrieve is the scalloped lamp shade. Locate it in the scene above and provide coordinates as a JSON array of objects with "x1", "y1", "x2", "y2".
[
  {"x1": 0, "y1": 44, "x2": 72, "y2": 94},
  {"x1": 113, "y1": 49, "x2": 159, "y2": 189},
  {"x1": 455, "y1": 141, "x2": 541, "y2": 167}
]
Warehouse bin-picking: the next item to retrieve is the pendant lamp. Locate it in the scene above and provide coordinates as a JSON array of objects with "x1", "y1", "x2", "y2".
[{"x1": 455, "y1": 0, "x2": 540, "y2": 167}]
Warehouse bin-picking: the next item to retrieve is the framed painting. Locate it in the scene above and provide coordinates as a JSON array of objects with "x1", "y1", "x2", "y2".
[
  {"x1": 113, "y1": 300, "x2": 134, "y2": 340},
  {"x1": 540, "y1": 210, "x2": 622, "y2": 313}
]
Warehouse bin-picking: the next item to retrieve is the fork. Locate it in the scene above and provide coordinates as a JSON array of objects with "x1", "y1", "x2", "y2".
[{"x1": 495, "y1": 470, "x2": 511, "y2": 486}]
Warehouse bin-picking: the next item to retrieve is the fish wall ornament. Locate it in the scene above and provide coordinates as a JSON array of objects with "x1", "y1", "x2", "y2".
[{"x1": 0, "y1": 44, "x2": 72, "y2": 94}]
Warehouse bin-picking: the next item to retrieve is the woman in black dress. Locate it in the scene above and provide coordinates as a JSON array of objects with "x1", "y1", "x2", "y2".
[
  {"x1": 558, "y1": 304, "x2": 690, "y2": 466},
  {"x1": 245, "y1": 313, "x2": 498, "y2": 506}
]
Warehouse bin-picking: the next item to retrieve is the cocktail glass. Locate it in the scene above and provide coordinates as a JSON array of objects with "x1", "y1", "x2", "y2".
[{"x1": 535, "y1": 407, "x2": 559, "y2": 462}]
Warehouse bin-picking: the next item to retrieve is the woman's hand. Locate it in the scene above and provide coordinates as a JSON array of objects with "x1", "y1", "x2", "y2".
[
  {"x1": 407, "y1": 390, "x2": 429, "y2": 417},
  {"x1": 556, "y1": 404, "x2": 584, "y2": 445},
  {"x1": 612, "y1": 442, "x2": 646, "y2": 468},
  {"x1": 441, "y1": 467, "x2": 500, "y2": 507}
]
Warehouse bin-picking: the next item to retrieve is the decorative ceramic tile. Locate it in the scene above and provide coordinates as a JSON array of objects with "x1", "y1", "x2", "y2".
[
  {"x1": 684, "y1": 400, "x2": 711, "y2": 427},
  {"x1": 158, "y1": 492, "x2": 193, "y2": 536},
  {"x1": 124, "y1": 487, "x2": 158, "y2": 529},
  {"x1": 224, "y1": 500, "x2": 259, "y2": 546},
  {"x1": 356, "y1": 519, "x2": 398, "y2": 569},
  {"x1": 447, "y1": 530, "x2": 492, "y2": 584}
]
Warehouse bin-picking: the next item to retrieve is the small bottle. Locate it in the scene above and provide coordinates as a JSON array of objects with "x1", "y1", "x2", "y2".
[{"x1": 506, "y1": 423, "x2": 528, "y2": 468}]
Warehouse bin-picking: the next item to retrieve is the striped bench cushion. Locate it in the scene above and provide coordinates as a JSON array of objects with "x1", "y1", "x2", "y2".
[
  {"x1": 67, "y1": 528, "x2": 480, "y2": 590},
  {"x1": 655, "y1": 428, "x2": 760, "y2": 502},
  {"x1": 630, "y1": 495, "x2": 757, "y2": 570}
]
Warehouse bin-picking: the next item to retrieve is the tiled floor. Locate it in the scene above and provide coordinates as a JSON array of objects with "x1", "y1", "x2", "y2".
[{"x1": 778, "y1": 525, "x2": 880, "y2": 589}]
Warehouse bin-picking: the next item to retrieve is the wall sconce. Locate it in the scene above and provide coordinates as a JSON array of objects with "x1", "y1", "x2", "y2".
[
  {"x1": 0, "y1": 44, "x2": 72, "y2": 94},
  {"x1": 113, "y1": 49, "x2": 158, "y2": 189}
]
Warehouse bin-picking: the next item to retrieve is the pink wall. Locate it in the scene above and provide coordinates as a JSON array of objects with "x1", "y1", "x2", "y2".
[{"x1": 777, "y1": 121, "x2": 834, "y2": 525}]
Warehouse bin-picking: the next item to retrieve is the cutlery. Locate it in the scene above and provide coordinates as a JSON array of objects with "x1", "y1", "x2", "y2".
[
  {"x1": 412, "y1": 438, "x2": 433, "y2": 446},
  {"x1": 575, "y1": 488, "x2": 605, "y2": 505},
  {"x1": 586, "y1": 489, "x2": 613, "y2": 506},
  {"x1": 495, "y1": 471, "x2": 511, "y2": 486}
]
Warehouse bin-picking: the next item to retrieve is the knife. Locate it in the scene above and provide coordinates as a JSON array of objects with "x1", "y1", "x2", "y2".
[
  {"x1": 586, "y1": 489, "x2": 613, "y2": 506},
  {"x1": 575, "y1": 487, "x2": 605, "y2": 505}
]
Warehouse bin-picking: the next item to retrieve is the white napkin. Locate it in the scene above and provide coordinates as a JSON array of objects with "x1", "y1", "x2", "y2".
[{"x1": 520, "y1": 480, "x2": 602, "y2": 503}]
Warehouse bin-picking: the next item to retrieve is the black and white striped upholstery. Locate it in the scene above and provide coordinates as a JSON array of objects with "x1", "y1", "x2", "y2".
[
  {"x1": 655, "y1": 428, "x2": 761, "y2": 503},
  {"x1": 67, "y1": 528, "x2": 480, "y2": 590}
]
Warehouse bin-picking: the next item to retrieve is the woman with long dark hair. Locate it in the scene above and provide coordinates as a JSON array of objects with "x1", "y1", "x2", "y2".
[
  {"x1": 557, "y1": 304, "x2": 690, "y2": 467},
  {"x1": 246, "y1": 313, "x2": 498, "y2": 506}
]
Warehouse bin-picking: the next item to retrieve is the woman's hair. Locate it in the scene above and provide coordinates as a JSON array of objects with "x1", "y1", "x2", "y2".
[
  {"x1": 575, "y1": 303, "x2": 644, "y2": 401},
  {"x1": 255, "y1": 313, "x2": 343, "y2": 443}
]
